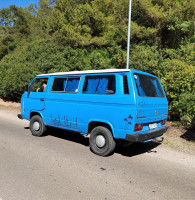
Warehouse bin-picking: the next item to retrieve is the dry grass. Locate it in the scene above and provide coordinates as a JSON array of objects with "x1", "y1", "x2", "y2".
[
  {"x1": 164, "y1": 122, "x2": 195, "y2": 153},
  {"x1": 0, "y1": 98, "x2": 20, "y2": 109}
]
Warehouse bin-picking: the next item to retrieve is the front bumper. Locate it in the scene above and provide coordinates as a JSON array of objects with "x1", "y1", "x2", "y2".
[
  {"x1": 125, "y1": 126, "x2": 169, "y2": 142},
  {"x1": 17, "y1": 114, "x2": 23, "y2": 120}
]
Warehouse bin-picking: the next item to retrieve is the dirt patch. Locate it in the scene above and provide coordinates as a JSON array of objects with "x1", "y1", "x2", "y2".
[
  {"x1": 164, "y1": 122, "x2": 195, "y2": 153},
  {"x1": 0, "y1": 98, "x2": 20, "y2": 109}
]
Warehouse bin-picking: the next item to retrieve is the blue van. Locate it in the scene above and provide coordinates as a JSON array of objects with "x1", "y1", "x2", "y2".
[{"x1": 18, "y1": 69, "x2": 168, "y2": 156}]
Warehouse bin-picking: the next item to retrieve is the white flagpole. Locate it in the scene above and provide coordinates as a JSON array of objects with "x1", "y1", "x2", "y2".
[{"x1": 126, "y1": 0, "x2": 132, "y2": 69}]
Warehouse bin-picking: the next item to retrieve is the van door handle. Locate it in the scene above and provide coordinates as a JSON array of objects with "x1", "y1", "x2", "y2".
[{"x1": 40, "y1": 98, "x2": 44, "y2": 102}]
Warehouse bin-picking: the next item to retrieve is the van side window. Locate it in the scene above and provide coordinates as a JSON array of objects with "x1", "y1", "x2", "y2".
[
  {"x1": 65, "y1": 78, "x2": 80, "y2": 93},
  {"x1": 83, "y1": 75, "x2": 115, "y2": 94},
  {"x1": 29, "y1": 78, "x2": 48, "y2": 92},
  {"x1": 52, "y1": 78, "x2": 66, "y2": 92},
  {"x1": 51, "y1": 77, "x2": 80, "y2": 93},
  {"x1": 123, "y1": 75, "x2": 129, "y2": 94}
]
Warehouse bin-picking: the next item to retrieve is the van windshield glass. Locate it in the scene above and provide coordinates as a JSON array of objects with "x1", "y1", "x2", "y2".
[
  {"x1": 134, "y1": 73, "x2": 164, "y2": 97},
  {"x1": 29, "y1": 78, "x2": 48, "y2": 93}
]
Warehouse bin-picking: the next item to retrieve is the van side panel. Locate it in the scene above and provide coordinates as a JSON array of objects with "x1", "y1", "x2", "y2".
[{"x1": 42, "y1": 73, "x2": 136, "y2": 139}]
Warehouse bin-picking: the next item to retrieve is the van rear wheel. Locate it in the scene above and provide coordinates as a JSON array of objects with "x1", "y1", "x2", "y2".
[
  {"x1": 30, "y1": 115, "x2": 47, "y2": 137},
  {"x1": 89, "y1": 126, "x2": 116, "y2": 156}
]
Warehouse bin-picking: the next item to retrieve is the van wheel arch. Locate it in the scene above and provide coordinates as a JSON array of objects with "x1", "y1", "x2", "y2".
[
  {"x1": 30, "y1": 112, "x2": 42, "y2": 119},
  {"x1": 88, "y1": 121, "x2": 113, "y2": 135}
]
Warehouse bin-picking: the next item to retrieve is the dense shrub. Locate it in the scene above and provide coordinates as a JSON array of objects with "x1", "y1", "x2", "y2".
[
  {"x1": 178, "y1": 93, "x2": 195, "y2": 129},
  {"x1": 0, "y1": 0, "x2": 194, "y2": 127},
  {"x1": 0, "y1": 38, "x2": 115, "y2": 101},
  {"x1": 161, "y1": 60, "x2": 195, "y2": 127}
]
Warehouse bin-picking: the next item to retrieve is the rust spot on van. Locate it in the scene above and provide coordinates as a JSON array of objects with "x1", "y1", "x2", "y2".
[
  {"x1": 128, "y1": 115, "x2": 133, "y2": 120},
  {"x1": 124, "y1": 115, "x2": 133, "y2": 129}
]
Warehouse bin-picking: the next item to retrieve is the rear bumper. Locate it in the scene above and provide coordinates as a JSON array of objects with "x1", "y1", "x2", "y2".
[
  {"x1": 17, "y1": 114, "x2": 23, "y2": 120},
  {"x1": 125, "y1": 126, "x2": 169, "y2": 142}
]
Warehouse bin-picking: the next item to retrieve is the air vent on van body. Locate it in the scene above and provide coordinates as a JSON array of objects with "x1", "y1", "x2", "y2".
[{"x1": 123, "y1": 75, "x2": 129, "y2": 94}]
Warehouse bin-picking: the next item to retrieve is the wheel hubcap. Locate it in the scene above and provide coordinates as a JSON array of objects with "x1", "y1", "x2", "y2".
[
  {"x1": 33, "y1": 121, "x2": 40, "y2": 131},
  {"x1": 96, "y1": 135, "x2": 106, "y2": 148}
]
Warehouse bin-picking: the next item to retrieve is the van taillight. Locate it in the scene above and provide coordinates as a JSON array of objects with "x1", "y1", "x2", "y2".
[
  {"x1": 161, "y1": 120, "x2": 166, "y2": 126},
  {"x1": 134, "y1": 124, "x2": 143, "y2": 132}
]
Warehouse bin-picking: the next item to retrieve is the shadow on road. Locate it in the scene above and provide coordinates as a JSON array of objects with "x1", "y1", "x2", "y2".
[
  {"x1": 24, "y1": 127, "x2": 30, "y2": 129},
  {"x1": 47, "y1": 128, "x2": 89, "y2": 147},
  {"x1": 180, "y1": 129, "x2": 195, "y2": 142},
  {"x1": 45, "y1": 127, "x2": 161, "y2": 157},
  {"x1": 115, "y1": 142, "x2": 161, "y2": 157}
]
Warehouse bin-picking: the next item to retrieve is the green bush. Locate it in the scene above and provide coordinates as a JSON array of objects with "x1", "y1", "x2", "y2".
[
  {"x1": 129, "y1": 45, "x2": 165, "y2": 77},
  {"x1": 0, "y1": 38, "x2": 115, "y2": 101},
  {"x1": 175, "y1": 92, "x2": 195, "y2": 129},
  {"x1": 0, "y1": 1, "x2": 194, "y2": 128},
  {"x1": 161, "y1": 60, "x2": 195, "y2": 127}
]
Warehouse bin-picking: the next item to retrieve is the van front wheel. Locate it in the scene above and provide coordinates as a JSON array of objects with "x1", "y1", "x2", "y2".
[
  {"x1": 89, "y1": 126, "x2": 116, "y2": 156},
  {"x1": 30, "y1": 115, "x2": 47, "y2": 137}
]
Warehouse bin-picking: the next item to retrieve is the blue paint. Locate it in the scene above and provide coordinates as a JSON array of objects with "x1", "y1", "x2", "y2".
[{"x1": 20, "y1": 70, "x2": 168, "y2": 141}]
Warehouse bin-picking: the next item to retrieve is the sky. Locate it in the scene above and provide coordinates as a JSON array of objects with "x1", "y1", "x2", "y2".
[{"x1": 0, "y1": 0, "x2": 39, "y2": 9}]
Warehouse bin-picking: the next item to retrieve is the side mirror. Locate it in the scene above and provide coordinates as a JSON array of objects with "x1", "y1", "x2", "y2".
[{"x1": 23, "y1": 85, "x2": 29, "y2": 92}]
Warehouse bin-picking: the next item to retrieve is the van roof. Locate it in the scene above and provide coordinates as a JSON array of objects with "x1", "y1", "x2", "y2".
[{"x1": 37, "y1": 69, "x2": 130, "y2": 77}]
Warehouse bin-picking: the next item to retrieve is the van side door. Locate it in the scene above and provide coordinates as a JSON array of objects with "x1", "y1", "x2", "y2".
[
  {"x1": 24, "y1": 77, "x2": 49, "y2": 119},
  {"x1": 43, "y1": 76, "x2": 81, "y2": 130}
]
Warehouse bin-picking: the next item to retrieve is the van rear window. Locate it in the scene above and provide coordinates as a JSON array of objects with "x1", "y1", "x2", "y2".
[
  {"x1": 83, "y1": 75, "x2": 115, "y2": 94},
  {"x1": 134, "y1": 73, "x2": 164, "y2": 97}
]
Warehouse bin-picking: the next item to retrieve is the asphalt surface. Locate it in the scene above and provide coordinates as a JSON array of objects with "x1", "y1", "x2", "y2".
[{"x1": 0, "y1": 108, "x2": 195, "y2": 200}]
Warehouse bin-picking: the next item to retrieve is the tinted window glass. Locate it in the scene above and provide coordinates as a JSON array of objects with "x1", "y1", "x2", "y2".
[
  {"x1": 52, "y1": 78, "x2": 66, "y2": 92},
  {"x1": 29, "y1": 78, "x2": 48, "y2": 92},
  {"x1": 134, "y1": 73, "x2": 164, "y2": 97},
  {"x1": 123, "y1": 75, "x2": 129, "y2": 94},
  {"x1": 83, "y1": 75, "x2": 115, "y2": 94},
  {"x1": 52, "y1": 77, "x2": 80, "y2": 93}
]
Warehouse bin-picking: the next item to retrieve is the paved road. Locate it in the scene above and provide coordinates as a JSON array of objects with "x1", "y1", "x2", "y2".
[{"x1": 0, "y1": 108, "x2": 195, "y2": 200}]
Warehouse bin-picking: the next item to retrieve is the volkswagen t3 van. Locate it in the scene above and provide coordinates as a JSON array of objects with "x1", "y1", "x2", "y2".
[{"x1": 18, "y1": 69, "x2": 169, "y2": 156}]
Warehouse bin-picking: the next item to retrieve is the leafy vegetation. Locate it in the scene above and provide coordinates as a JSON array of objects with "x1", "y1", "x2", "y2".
[{"x1": 0, "y1": 0, "x2": 194, "y2": 127}]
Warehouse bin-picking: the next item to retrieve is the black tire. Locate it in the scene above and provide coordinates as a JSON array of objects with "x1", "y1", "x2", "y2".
[
  {"x1": 89, "y1": 126, "x2": 116, "y2": 156},
  {"x1": 30, "y1": 115, "x2": 47, "y2": 137}
]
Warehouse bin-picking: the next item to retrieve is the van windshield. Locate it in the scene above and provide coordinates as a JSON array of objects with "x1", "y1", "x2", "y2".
[{"x1": 134, "y1": 73, "x2": 165, "y2": 98}]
